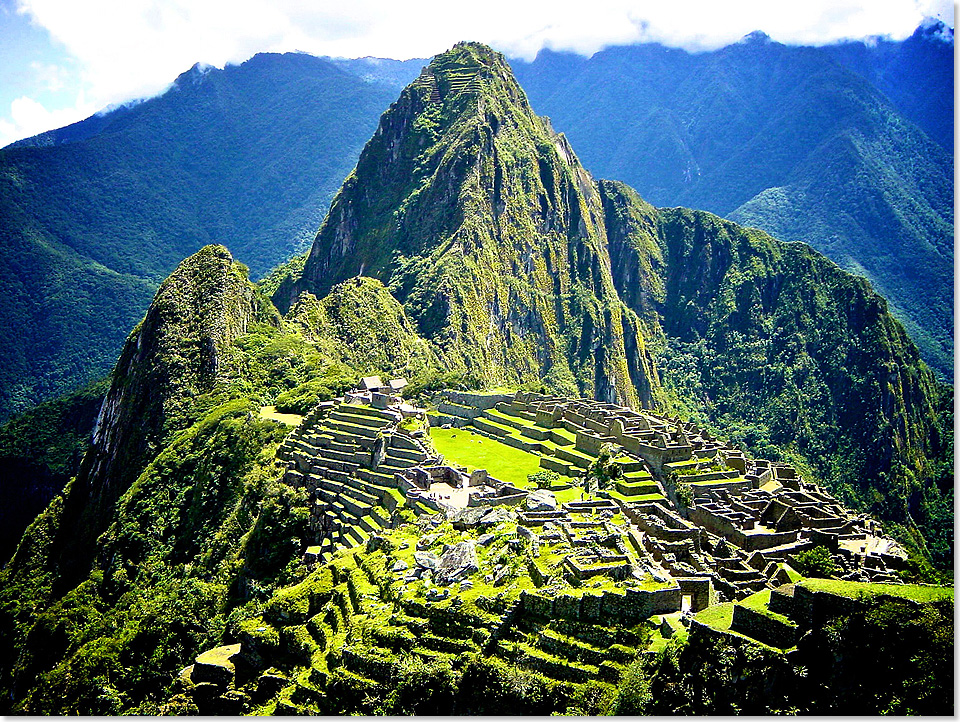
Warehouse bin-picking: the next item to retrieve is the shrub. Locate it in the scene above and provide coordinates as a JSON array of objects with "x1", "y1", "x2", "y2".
[
  {"x1": 792, "y1": 546, "x2": 838, "y2": 578},
  {"x1": 528, "y1": 470, "x2": 560, "y2": 489}
]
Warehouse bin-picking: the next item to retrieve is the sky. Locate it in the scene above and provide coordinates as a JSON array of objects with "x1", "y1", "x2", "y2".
[{"x1": 0, "y1": 0, "x2": 954, "y2": 147}]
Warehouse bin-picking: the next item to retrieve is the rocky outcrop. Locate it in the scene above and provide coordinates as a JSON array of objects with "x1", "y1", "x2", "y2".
[
  {"x1": 280, "y1": 42, "x2": 655, "y2": 408},
  {"x1": 51, "y1": 245, "x2": 274, "y2": 589},
  {"x1": 435, "y1": 540, "x2": 479, "y2": 584}
]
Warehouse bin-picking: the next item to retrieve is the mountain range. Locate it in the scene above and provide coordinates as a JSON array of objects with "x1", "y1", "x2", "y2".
[
  {"x1": 0, "y1": 41, "x2": 950, "y2": 714},
  {"x1": 0, "y1": 23, "x2": 952, "y2": 425},
  {"x1": 511, "y1": 22, "x2": 954, "y2": 376}
]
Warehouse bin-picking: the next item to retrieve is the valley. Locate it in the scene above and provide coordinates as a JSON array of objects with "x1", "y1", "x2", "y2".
[{"x1": 0, "y1": 39, "x2": 951, "y2": 716}]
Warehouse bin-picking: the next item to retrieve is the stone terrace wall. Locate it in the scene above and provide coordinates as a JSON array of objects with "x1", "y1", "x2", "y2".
[{"x1": 730, "y1": 604, "x2": 797, "y2": 648}]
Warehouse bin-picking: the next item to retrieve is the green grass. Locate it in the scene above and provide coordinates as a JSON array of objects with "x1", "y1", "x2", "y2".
[
  {"x1": 798, "y1": 579, "x2": 953, "y2": 603},
  {"x1": 739, "y1": 589, "x2": 796, "y2": 626},
  {"x1": 694, "y1": 602, "x2": 782, "y2": 651},
  {"x1": 549, "y1": 427, "x2": 578, "y2": 444},
  {"x1": 551, "y1": 485, "x2": 597, "y2": 504},
  {"x1": 696, "y1": 602, "x2": 734, "y2": 630},
  {"x1": 430, "y1": 427, "x2": 551, "y2": 486},
  {"x1": 606, "y1": 489, "x2": 665, "y2": 504},
  {"x1": 259, "y1": 405, "x2": 304, "y2": 426}
]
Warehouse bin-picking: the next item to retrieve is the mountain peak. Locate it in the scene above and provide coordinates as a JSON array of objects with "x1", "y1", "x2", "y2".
[
  {"x1": 737, "y1": 30, "x2": 772, "y2": 45},
  {"x1": 409, "y1": 41, "x2": 526, "y2": 109},
  {"x1": 280, "y1": 42, "x2": 653, "y2": 407},
  {"x1": 916, "y1": 17, "x2": 954, "y2": 43}
]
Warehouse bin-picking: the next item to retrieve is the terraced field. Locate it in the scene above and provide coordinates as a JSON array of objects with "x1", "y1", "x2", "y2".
[
  {"x1": 245, "y1": 515, "x2": 674, "y2": 714},
  {"x1": 432, "y1": 396, "x2": 667, "y2": 506}
]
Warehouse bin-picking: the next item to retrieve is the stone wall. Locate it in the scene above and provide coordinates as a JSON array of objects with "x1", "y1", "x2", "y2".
[
  {"x1": 520, "y1": 585, "x2": 681, "y2": 623},
  {"x1": 676, "y1": 576, "x2": 715, "y2": 612},
  {"x1": 730, "y1": 604, "x2": 797, "y2": 648},
  {"x1": 790, "y1": 584, "x2": 859, "y2": 627},
  {"x1": 442, "y1": 391, "x2": 514, "y2": 409}
]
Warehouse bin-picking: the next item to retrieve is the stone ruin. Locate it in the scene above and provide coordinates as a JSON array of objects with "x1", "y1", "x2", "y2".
[
  {"x1": 179, "y1": 386, "x2": 919, "y2": 712},
  {"x1": 427, "y1": 389, "x2": 908, "y2": 600},
  {"x1": 276, "y1": 386, "x2": 907, "y2": 607}
]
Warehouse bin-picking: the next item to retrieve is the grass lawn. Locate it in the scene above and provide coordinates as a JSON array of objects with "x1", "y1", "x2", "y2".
[
  {"x1": 696, "y1": 602, "x2": 734, "y2": 630},
  {"x1": 259, "y1": 405, "x2": 303, "y2": 426},
  {"x1": 739, "y1": 589, "x2": 796, "y2": 626},
  {"x1": 429, "y1": 427, "x2": 545, "y2": 486},
  {"x1": 798, "y1": 579, "x2": 953, "y2": 603}
]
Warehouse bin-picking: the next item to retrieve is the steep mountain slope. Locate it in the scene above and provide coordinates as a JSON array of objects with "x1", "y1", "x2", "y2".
[
  {"x1": 285, "y1": 42, "x2": 950, "y2": 562},
  {"x1": 0, "y1": 41, "x2": 951, "y2": 716},
  {"x1": 821, "y1": 20, "x2": 955, "y2": 153},
  {"x1": 44, "y1": 246, "x2": 275, "y2": 590},
  {"x1": 278, "y1": 42, "x2": 658, "y2": 408},
  {"x1": 511, "y1": 29, "x2": 954, "y2": 376},
  {"x1": 0, "y1": 52, "x2": 403, "y2": 421}
]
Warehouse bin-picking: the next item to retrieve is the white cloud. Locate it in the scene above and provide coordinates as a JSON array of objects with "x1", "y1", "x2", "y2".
[
  {"x1": 30, "y1": 60, "x2": 69, "y2": 92},
  {"x1": 0, "y1": 93, "x2": 95, "y2": 146},
  {"x1": 2, "y1": 0, "x2": 949, "y2": 146}
]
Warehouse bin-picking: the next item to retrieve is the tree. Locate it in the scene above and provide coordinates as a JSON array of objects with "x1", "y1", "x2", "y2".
[
  {"x1": 586, "y1": 443, "x2": 623, "y2": 492},
  {"x1": 792, "y1": 546, "x2": 838, "y2": 578}
]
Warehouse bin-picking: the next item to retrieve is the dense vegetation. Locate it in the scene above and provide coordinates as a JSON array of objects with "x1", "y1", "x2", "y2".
[
  {"x1": 0, "y1": 53, "x2": 404, "y2": 421},
  {"x1": 598, "y1": 182, "x2": 952, "y2": 566},
  {"x1": 0, "y1": 377, "x2": 107, "y2": 560},
  {"x1": 642, "y1": 592, "x2": 952, "y2": 714},
  {"x1": 0, "y1": 244, "x2": 456, "y2": 713},
  {"x1": 0, "y1": 40, "x2": 951, "y2": 716},
  {"x1": 512, "y1": 26, "x2": 954, "y2": 376}
]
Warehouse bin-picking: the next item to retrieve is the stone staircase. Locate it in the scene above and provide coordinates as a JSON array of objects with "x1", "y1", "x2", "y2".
[{"x1": 281, "y1": 401, "x2": 435, "y2": 565}]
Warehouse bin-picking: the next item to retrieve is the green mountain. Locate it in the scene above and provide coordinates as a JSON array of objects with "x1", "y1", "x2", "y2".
[
  {"x1": 821, "y1": 20, "x2": 954, "y2": 152},
  {"x1": 275, "y1": 43, "x2": 658, "y2": 408},
  {"x1": 0, "y1": 42, "x2": 951, "y2": 716},
  {"x1": 0, "y1": 52, "x2": 406, "y2": 421},
  {"x1": 1, "y1": 26, "x2": 951, "y2": 424},
  {"x1": 284, "y1": 42, "x2": 950, "y2": 562},
  {"x1": 511, "y1": 29, "x2": 954, "y2": 376}
]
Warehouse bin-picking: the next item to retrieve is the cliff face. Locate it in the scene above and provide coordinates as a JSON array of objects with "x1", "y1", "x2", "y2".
[
  {"x1": 275, "y1": 44, "x2": 948, "y2": 553},
  {"x1": 600, "y1": 180, "x2": 950, "y2": 548},
  {"x1": 279, "y1": 42, "x2": 656, "y2": 407},
  {"x1": 51, "y1": 245, "x2": 272, "y2": 587}
]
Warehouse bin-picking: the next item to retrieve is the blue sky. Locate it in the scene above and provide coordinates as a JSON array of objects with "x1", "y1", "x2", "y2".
[{"x1": 0, "y1": 0, "x2": 953, "y2": 147}]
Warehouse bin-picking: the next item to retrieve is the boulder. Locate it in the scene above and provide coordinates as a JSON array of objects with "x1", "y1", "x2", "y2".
[
  {"x1": 192, "y1": 643, "x2": 242, "y2": 687},
  {"x1": 526, "y1": 489, "x2": 557, "y2": 512},
  {"x1": 391, "y1": 559, "x2": 409, "y2": 573},
  {"x1": 436, "y1": 540, "x2": 479, "y2": 584},
  {"x1": 416, "y1": 533, "x2": 439, "y2": 550},
  {"x1": 448, "y1": 507, "x2": 487, "y2": 530},
  {"x1": 516, "y1": 525, "x2": 535, "y2": 541},
  {"x1": 479, "y1": 507, "x2": 515, "y2": 528},
  {"x1": 477, "y1": 533, "x2": 495, "y2": 547},
  {"x1": 255, "y1": 672, "x2": 288, "y2": 701},
  {"x1": 414, "y1": 551, "x2": 440, "y2": 570}
]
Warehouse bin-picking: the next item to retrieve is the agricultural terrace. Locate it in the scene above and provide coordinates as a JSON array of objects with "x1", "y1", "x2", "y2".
[{"x1": 429, "y1": 427, "x2": 545, "y2": 487}]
